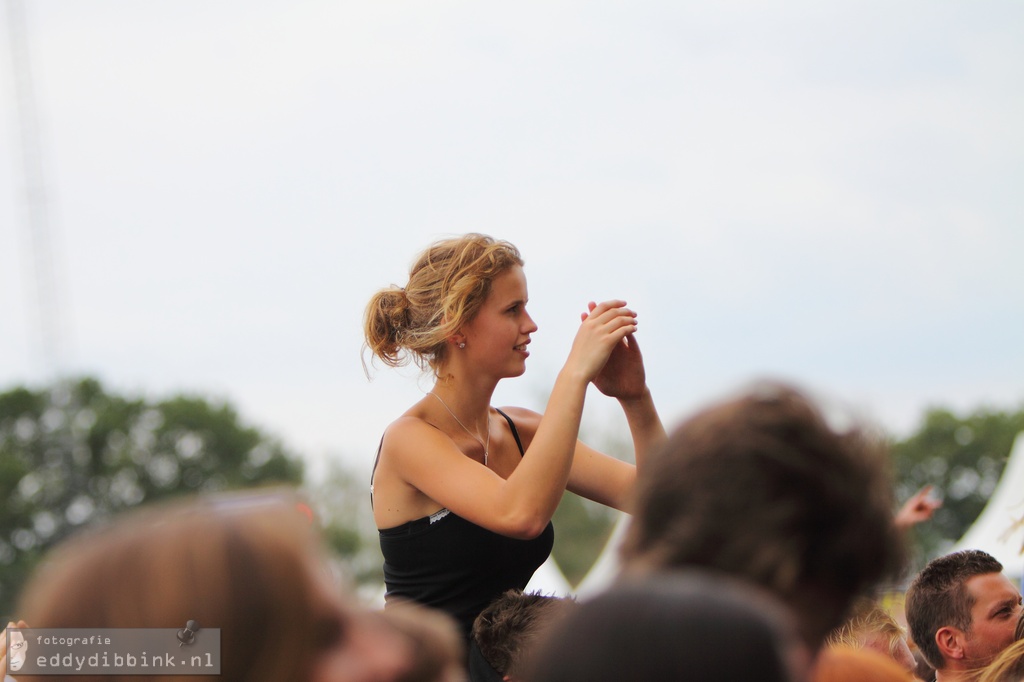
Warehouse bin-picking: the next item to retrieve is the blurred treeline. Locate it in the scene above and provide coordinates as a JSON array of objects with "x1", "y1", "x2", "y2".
[{"x1": 1, "y1": 377, "x2": 1023, "y2": 615}]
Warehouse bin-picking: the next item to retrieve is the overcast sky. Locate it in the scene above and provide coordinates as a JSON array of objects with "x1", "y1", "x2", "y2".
[{"x1": 2, "y1": 1, "x2": 1022, "y2": 481}]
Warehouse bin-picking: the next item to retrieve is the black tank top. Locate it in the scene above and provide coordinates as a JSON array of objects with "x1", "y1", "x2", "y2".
[{"x1": 372, "y1": 409, "x2": 555, "y2": 640}]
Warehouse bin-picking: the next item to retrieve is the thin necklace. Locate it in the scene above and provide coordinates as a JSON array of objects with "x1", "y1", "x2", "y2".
[{"x1": 429, "y1": 392, "x2": 490, "y2": 466}]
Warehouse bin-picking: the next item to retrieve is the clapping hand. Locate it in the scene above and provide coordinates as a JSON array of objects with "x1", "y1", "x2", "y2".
[{"x1": 582, "y1": 301, "x2": 649, "y2": 401}]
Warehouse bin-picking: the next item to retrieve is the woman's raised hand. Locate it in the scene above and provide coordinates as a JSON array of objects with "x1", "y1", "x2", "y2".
[
  {"x1": 894, "y1": 485, "x2": 943, "y2": 530},
  {"x1": 583, "y1": 301, "x2": 649, "y2": 400},
  {"x1": 564, "y1": 300, "x2": 638, "y2": 383}
]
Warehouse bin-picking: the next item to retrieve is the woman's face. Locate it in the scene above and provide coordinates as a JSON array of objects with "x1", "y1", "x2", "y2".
[{"x1": 459, "y1": 265, "x2": 538, "y2": 379}]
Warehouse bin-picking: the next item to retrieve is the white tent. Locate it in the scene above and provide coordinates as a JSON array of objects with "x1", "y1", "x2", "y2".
[
  {"x1": 526, "y1": 511, "x2": 630, "y2": 599},
  {"x1": 524, "y1": 554, "x2": 574, "y2": 596},
  {"x1": 574, "y1": 512, "x2": 629, "y2": 598},
  {"x1": 952, "y1": 432, "x2": 1024, "y2": 585}
]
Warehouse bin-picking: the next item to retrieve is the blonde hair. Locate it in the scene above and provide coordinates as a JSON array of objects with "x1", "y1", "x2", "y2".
[
  {"x1": 976, "y1": 638, "x2": 1024, "y2": 682},
  {"x1": 812, "y1": 647, "x2": 914, "y2": 682},
  {"x1": 827, "y1": 598, "x2": 907, "y2": 659},
  {"x1": 18, "y1": 491, "x2": 341, "y2": 682},
  {"x1": 363, "y1": 233, "x2": 523, "y2": 375}
]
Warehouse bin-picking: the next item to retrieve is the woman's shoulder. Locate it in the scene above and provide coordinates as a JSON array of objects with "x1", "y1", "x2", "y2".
[
  {"x1": 376, "y1": 409, "x2": 442, "y2": 457},
  {"x1": 382, "y1": 412, "x2": 442, "y2": 447},
  {"x1": 382, "y1": 397, "x2": 442, "y2": 439}
]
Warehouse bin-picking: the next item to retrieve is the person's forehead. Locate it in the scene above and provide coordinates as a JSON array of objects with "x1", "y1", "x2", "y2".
[
  {"x1": 966, "y1": 572, "x2": 1019, "y2": 607},
  {"x1": 488, "y1": 265, "x2": 528, "y2": 298}
]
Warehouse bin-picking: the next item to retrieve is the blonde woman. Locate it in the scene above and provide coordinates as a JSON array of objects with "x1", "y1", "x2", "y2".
[{"x1": 364, "y1": 234, "x2": 665, "y2": 648}]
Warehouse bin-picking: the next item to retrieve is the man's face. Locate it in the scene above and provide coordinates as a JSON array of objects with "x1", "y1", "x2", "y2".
[{"x1": 961, "y1": 572, "x2": 1023, "y2": 666}]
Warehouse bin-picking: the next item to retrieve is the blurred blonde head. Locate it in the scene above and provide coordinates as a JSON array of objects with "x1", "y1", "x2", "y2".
[
  {"x1": 826, "y1": 598, "x2": 916, "y2": 673},
  {"x1": 812, "y1": 647, "x2": 914, "y2": 682},
  {"x1": 18, "y1": 490, "x2": 410, "y2": 682}
]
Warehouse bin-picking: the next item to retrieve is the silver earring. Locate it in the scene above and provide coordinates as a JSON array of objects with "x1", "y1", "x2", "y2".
[{"x1": 458, "y1": 342, "x2": 466, "y2": 349}]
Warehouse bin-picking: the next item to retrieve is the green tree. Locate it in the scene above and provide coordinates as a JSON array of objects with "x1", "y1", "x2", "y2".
[
  {"x1": 891, "y1": 404, "x2": 1024, "y2": 571},
  {"x1": 0, "y1": 377, "x2": 304, "y2": 614},
  {"x1": 552, "y1": 492, "x2": 618, "y2": 586},
  {"x1": 303, "y1": 460, "x2": 385, "y2": 590},
  {"x1": 551, "y1": 420, "x2": 629, "y2": 586}
]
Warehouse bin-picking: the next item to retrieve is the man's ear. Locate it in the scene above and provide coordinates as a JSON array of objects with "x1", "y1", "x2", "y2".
[{"x1": 935, "y1": 626, "x2": 966, "y2": 662}]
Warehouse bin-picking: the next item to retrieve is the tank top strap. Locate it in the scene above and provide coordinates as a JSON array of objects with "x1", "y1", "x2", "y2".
[
  {"x1": 370, "y1": 434, "x2": 384, "y2": 505},
  {"x1": 494, "y1": 408, "x2": 525, "y2": 456}
]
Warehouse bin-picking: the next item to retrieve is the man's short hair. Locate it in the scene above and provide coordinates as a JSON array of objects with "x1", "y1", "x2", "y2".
[
  {"x1": 905, "y1": 549, "x2": 1004, "y2": 669},
  {"x1": 620, "y1": 382, "x2": 905, "y2": 650},
  {"x1": 473, "y1": 589, "x2": 575, "y2": 677}
]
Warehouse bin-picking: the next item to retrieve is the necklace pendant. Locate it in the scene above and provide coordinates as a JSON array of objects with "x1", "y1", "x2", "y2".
[{"x1": 430, "y1": 391, "x2": 492, "y2": 468}]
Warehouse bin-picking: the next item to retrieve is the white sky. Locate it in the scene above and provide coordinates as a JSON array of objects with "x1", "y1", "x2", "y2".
[{"x1": 1, "y1": 1, "x2": 1022, "y2": 482}]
